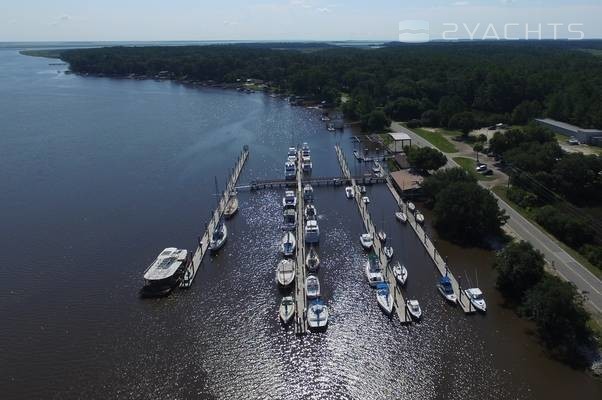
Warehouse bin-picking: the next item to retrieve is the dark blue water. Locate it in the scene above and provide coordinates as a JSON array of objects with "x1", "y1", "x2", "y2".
[{"x1": 0, "y1": 47, "x2": 600, "y2": 400}]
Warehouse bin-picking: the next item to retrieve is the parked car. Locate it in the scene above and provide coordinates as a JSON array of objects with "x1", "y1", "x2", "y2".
[
  {"x1": 568, "y1": 137, "x2": 580, "y2": 145},
  {"x1": 476, "y1": 164, "x2": 487, "y2": 172}
]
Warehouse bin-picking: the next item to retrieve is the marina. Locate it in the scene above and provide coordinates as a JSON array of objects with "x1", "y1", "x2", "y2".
[{"x1": 180, "y1": 146, "x2": 249, "y2": 288}]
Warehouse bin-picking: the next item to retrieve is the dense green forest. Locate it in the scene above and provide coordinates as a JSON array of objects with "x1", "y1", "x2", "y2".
[{"x1": 58, "y1": 41, "x2": 602, "y2": 131}]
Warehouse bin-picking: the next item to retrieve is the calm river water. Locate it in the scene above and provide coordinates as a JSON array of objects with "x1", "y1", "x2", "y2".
[{"x1": 0, "y1": 46, "x2": 600, "y2": 400}]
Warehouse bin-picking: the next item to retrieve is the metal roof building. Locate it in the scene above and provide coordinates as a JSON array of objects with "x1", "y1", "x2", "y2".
[{"x1": 535, "y1": 118, "x2": 602, "y2": 146}]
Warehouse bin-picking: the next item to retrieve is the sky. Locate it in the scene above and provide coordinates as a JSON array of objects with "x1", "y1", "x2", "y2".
[{"x1": 1, "y1": 0, "x2": 601, "y2": 42}]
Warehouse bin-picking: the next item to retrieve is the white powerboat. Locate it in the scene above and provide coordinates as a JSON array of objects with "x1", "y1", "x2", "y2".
[
  {"x1": 360, "y1": 233, "x2": 373, "y2": 250},
  {"x1": 345, "y1": 186, "x2": 354, "y2": 199},
  {"x1": 360, "y1": 186, "x2": 367, "y2": 194},
  {"x1": 437, "y1": 276, "x2": 458, "y2": 304},
  {"x1": 364, "y1": 254, "x2": 384, "y2": 287},
  {"x1": 224, "y1": 194, "x2": 239, "y2": 219},
  {"x1": 372, "y1": 160, "x2": 382, "y2": 174},
  {"x1": 377, "y1": 230, "x2": 386, "y2": 243},
  {"x1": 301, "y1": 142, "x2": 310, "y2": 157},
  {"x1": 395, "y1": 211, "x2": 407, "y2": 224},
  {"x1": 281, "y1": 231, "x2": 296, "y2": 256},
  {"x1": 303, "y1": 184, "x2": 313, "y2": 201},
  {"x1": 209, "y1": 220, "x2": 228, "y2": 252},
  {"x1": 392, "y1": 262, "x2": 408, "y2": 286},
  {"x1": 276, "y1": 259, "x2": 296, "y2": 287},
  {"x1": 406, "y1": 299, "x2": 422, "y2": 320},
  {"x1": 287, "y1": 146, "x2": 297, "y2": 159},
  {"x1": 302, "y1": 156, "x2": 312, "y2": 173},
  {"x1": 415, "y1": 212, "x2": 425, "y2": 225},
  {"x1": 304, "y1": 220, "x2": 320, "y2": 244},
  {"x1": 282, "y1": 208, "x2": 297, "y2": 231},
  {"x1": 282, "y1": 190, "x2": 297, "y2": 209},
  {"x1": 284, "y1": 161, "x2": 296, "y2": 180},
  {"x1": 465, "y1": 288, "x2": 486, "y2": 312},
  {"x1": 279, "y1": 296, "x2": 295, "y2": 324},
  {"x1": 376, "y1": 282, "x2": 394, "y2": 316},
  {"x1": 384, "y1": 246, "x2": 394, "y2": 260},
  {"x1": 304, "y1": 204, "x2": 317, "y2": 220},
  {"x1": 305, "y1": 246, "x2": 320, "y2": 272},
  {"x1": 362, "y1": 196, "x2": 370, "y2": 204},
  {"x1": 307, "y1": 299, "x2": 329, "y2": 331},
  {"x1": 140, "y1": 248, "x2": 190, "y2": 297},
  {"x1": 407, "y1": 202, "x2": 416, "y2": 213},
  {"x1": 305, "y1": 275, "x2": 321, "y2": 298}
]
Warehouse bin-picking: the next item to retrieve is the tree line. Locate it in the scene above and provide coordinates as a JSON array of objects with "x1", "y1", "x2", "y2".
[{"x1": 59, "y1": 41, "x2": 602, "y2": 132}]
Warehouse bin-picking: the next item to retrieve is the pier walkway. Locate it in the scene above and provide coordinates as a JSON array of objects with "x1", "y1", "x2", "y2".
[
  {"x1": 294, "y1": 150, "x2": 308, "y2": 334},
  {"x1": 180, "y1": 146, "x2": 249, "y2": 288},
  {"x1": 236, "y1": 176, "x2": 386, "y2": 191},
  {"x1": 384, "y1": 177, "x2": 474, "y2": 313},
  {"x1": 335, "y1": 145, "x2": 411, "y2": 323}
]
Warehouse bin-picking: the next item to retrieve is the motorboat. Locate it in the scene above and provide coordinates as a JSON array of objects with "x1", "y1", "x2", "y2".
[
  {"x1": 415, "y1": 212, "x2": 425, "y2": 225},
  {"x1": 303, "y1": 184, "x2": 313, "y2": 201},
  {"x1": 305, "y1": 275, "x2": 321, "y2": 298},
  {"x1": 282, "y1": 208, "x2": 297, "y2": 231},
  {"x1": 304, "y1": 204, "x2": 317, "y2": 220},
  {"x1": 360, "y1": 233, "x2": 373, "y2": 250},
  {"x1": 304, "y1": 220, "x2": 320, "y2": 244},
  {"x1": 279, "y1": 296, "x2": 295, "y2": 324},
  {"x1": 372, "y1": 160, "x2": 382, "y2": 174},
  {"x1": 140, "y1": 248, "x2": 190, "y2": 297},
  {"x1": 276, "y1": 259, "x2": 296, "y2": 287},
  {"x1": 362, "y1": 196, "x2": 370, "y2": 204},
  {"x1": 395, "y1": 211, "x2": 407, "y2": 224},
  {"x1": 320, "y1": 115, "x2": 330, "y2": 121},
  {"x1": 282, "y1": 190, "x2": 297, "y2": 209},
  {"x1": 406, "y1": 299, "x2": 422, "y2": 320},
  {"x1": 377, "y1": 230, "x2": 386, "y2": 243},
  {"x1": 287, "y1": 146, "x2": 297, "y2": 158},
  {"x1": 305, "y1": 246, "x2": 320, "y2": 272},
  {"x1": 284, "y1": 161, "x2": 296, "y2": 180},
  {"x1": 345, "y1": 186, "x2": 354, "y2": 199},
  {"x1": 376, "y1": 282, "x2": 394, "y2": 316},
  {"x1": 302, "y1": 156, "x2": 312, "y2": 173},
  {"x1": 224, "y1": 193, "x2": 239, "y2": 219},
  {"x1": 281, "y1": 231, "x2": 296, "y2": 256},
  {"x1": 384, "y1": 246, "x2": 394, "y2": 260},
  {"x1": 307, "y1": 299, "x2": 329, "y2": 331},
  {"x1": 437, "y1": 276, "x2": 458, "y2": 304},
  {"x1": 287, "y1": 155, "x2": 297, "y2": 163},
  {"x1": 209, "y1": 220, "x2": 228, "y2": 253},
  {"x1": 407, "y1": 202, "x2": 416, "y2": 213},
  {"x1": 392, "y1": 262, "x2": 408, "y2": 286},
  {"x1": 364, "y1": 254, "x2": 384, "y2": 287},
  {"x1": 464, "y1": 288, "x2": 486, "y2": 312},
  {"x1": 360, "y1": 186, "x2": 367, "y2": 194},
  {"x1": 301, "y1": 142, "x2": 310, "y2": 157}
]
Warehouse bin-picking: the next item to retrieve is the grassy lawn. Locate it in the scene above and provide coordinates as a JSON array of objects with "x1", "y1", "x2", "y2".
[
  {"x1": 492, "y1": 186, "x2": 602, "y2": 280},
  {"x1": 409, "y1": 127, "x2": 458, "y2": 153},
  {"x1": 20, "y1": 49, "x2": 63, "y2": 59},
  {"x1": 453, "y1": 157, "x2": 495, "y2": 181}
]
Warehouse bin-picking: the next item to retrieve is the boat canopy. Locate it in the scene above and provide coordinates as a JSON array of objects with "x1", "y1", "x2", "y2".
[
  {"x1": 376, "y1": 282, "x2": 390, "y2": 293},
  {"x1": 439, "y1": 276, "x2": 452, "y2": 286},
  {"x1": 143, "y1": 248, "x2": 187, "y2": 281}
]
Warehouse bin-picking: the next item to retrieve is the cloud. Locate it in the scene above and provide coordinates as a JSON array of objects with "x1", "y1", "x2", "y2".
[
  {"x1": 51, "y1": 14, "x2": 72, "y2": 26},
  {"x1": 452, "y1": 1, "x2": 469, "y2": 5},
  {"x1": 500, "y1": 0, "x2": 517, "y2": 4},
  {"x1": 223, "y1": 20, "x2": 239, "y2": 26},
  {"x1": 316, "y1": 7, "x2": 331, "y2": 13}
]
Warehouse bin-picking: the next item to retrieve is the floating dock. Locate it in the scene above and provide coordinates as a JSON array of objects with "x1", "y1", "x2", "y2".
[
  {"x1": 335, "y1": 145, "x2": 411, "y2": 323},
  {"x1": 180, "y1": 146, "x2": 249, "y2": 288},
  {"x1": 384, "y1": 177, "x2": 475, "y2": 313},
  {"x1": 294, "y1": 150, "x2": 308, "y2": 334},
  {"x1": 236, "y1": 176, "x2": 386, "y2": 191}
]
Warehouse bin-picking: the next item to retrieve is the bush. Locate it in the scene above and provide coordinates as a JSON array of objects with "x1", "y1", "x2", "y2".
[
  {"x1": 406, "y1": 119, "x2": 422, "y2": 128},
  {"x1": 580, "y1": 244, "x2": 602, "y2": 270},
  {"x1": 533, "y1": 206, "x2": 595, "y2": 248},
  {"x1": 406, "y1": 146, "x2": 447, "y2": 171},
  {"x1": 506, "y1": 186, "x2": 540, "y2": 208},
  {"x1": 494, "y1": 241, "x2": 545, "y2": 303}
]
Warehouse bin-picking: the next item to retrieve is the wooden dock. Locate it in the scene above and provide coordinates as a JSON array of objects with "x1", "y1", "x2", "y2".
[
  {"x1": 236, "y1": 176, "x2": 386, "y2": 191},
  {"x1": 180, "y1": 146, "x2": 249, "y2": 288},
  {"x1": 384, "y1": 177, "x2": 475, "y2": 313},
  {"x1": 294, "y1": 150, "x2": 308, "y2": 334},
  {"x1": 335, "y1": 145, "x2": 411, "y2": 324}
]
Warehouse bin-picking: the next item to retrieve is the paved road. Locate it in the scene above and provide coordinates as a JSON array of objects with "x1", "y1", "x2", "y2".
[{"x1": 396, "y1": 124, "x2": 602, "y2": 313}]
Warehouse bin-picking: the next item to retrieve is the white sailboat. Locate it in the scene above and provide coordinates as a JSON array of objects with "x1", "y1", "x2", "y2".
[
  {"x1": 305, "y1": 275, "x2": 321, "y2": 299},
  {"x1": 437, "y1": 276, "x2": 458, "y2": 304},
  {"x1": 224, "y1": 193, "x2": 239, "y2": 219},
  {"x1": 209, "y1": 220, "x2": 227, "y2": 253},
  {"x1": 360, "y1": 233, "x2": 373, "y2": 250},
  {"x1": 281, "y1": 231, "x2": 296, "y2": 256},
  {"x1": 392, "y1": 262, "x2": 408, "y2": 286},
  {"x1": 279, "y1": 296, "x2": 295, "y2": 324},
  {"x1": 376, "y1": 282, "x2": 394, "y2": 316},
  {"x1": 406, "y1": 299, "x2": 422, "y2": 320},
  {"x1": 305, "y1": 246, "x2": 320, "y2": 272},
  {"x1": 276, "y1": 259, "x2": 296, "y2": 287}
]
